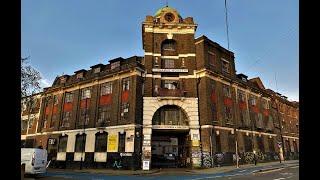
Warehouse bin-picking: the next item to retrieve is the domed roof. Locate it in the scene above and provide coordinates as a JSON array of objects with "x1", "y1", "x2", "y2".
[{"x1": 154, "y1": 6, "x2": 180, "y2": 17}]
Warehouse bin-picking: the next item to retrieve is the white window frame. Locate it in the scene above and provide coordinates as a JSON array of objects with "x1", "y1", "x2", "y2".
[{"x1": 221, "y1": 58, "x2": 230, "y2": 73}]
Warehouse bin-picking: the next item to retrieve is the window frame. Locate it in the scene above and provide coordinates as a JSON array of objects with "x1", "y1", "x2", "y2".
[
  {"x1": 75, "y1": 134, "x2": 86, "y2": 152},
  {"x1": 95, "y1": 132, "x2": 108, "y2": 152},
  {"x1": 122, "y1": 78, "x2": 130, "y2": 91},
  {"x1": 221, "y1": 58, "x2": 230, "y2": 73},
  {"x1": 58, "y1": 136, "x2": 68, "y2": 152},
  {"x1": 100, "y1": 82, "x2": 113, "y2": 96},
  {"x1": 208, "y1": 51, "x2": 216, "y2": 66}
]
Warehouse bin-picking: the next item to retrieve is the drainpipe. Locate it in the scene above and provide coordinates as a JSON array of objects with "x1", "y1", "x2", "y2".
[
  {"x1": 276, "y1": 99, "x2": 285, "y2": 162},
  {"x1": 196, "y1": 76, "x2": 203, "y2": 167}
]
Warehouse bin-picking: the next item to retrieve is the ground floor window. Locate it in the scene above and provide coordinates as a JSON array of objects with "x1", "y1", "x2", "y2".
[
  {"x1": 58, "y1": 135, "x2": 68, "y2": 152},
  {"x1": 268, "y1": 137, "x2": 275, "y2": 152},
  {"x1": 95, "y1": 132, "x2": 108, "y2": 152},
  {"x1": 118, "y1": 132, "x2": 126, "y2": 153},
  {"x1": 293, "y1": 140, "x2": 298, "y2": 153},
  {"x1": 75, "y1": 134, "x2": 86, "y2": 152},
  {"x1": 257, "y1": 136, "x2": 265, "y2": 153},
  {"x1": 215, "y1": 133, "x2": 222, "y2": 153},
  {"x1": 228, "y1": 133, "x2": 235, "y2": 152},
  {"x1": 244, "y1": 135, "x2": 253, "y2": 152}
]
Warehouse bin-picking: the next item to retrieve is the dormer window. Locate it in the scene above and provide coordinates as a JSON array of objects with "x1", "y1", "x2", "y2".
[
  {"x1": 221, "y1": 58, "x2": 230, "y2": 73},
  {"x1": 94, "y1": 67, "x2": 101, "y2": 73},
  {"x1": 111, "y1": 61, "x2": 120, "y2": 70},
  {"x1": 241, "y1": 77, "x2": 247, "y2": 82},
  {"x1": 76, "y1": 73, "x2": 83, "y2": 79},
  {"x1": 60, "y1": 77, "x2": 67, "y2": 84}
]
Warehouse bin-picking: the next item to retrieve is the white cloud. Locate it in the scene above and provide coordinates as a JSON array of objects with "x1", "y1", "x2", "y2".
[{"x1": 40, "y1": 78, "x2": 51, "y2": 88}]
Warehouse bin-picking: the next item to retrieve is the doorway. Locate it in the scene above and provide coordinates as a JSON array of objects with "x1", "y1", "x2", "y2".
[{"x1": 151, "y1": 130, "x2": 190, "y2": 168}]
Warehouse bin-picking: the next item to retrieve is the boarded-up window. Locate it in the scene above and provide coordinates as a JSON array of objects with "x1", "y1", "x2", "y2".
[
  {"x1": 95, "y1": 132, "x2": 108, "y2": 152},
  {"x1": 75, "y1": 134, "x2": 86, "y2": 152},
  {"x1": 118, "y1": 132, "x2": 126, "y2": 153},
  {"x1": 244, "y1": 135, "x2": 253, "y2": 152},
  {"x1": 58, "y1": 136, "x2": 68, "y2": 152}
]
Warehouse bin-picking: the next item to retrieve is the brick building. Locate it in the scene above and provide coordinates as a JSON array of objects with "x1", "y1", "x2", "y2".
[{"x1": 21, "y1": 6, "x2": 299, "y2": 170}]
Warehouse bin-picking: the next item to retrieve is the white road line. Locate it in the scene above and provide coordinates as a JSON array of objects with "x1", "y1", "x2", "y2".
[
  {"x1": 238, "y1": 170, "x2": 246, "y2": 172},
  {"x1": 290, "y1": 166, "x2": 299, "y2": 169},
  {"x1": 273, "y1": 178, "x2": 286, "y2": 180},
  {"x1": 259, "y1": 168, "x2": 285, "y2": 174}
]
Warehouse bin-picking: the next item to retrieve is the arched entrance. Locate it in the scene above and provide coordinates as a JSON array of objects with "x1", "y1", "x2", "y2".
[
  {"x1": 142, "y1": 97, "x2": 201, "y2": 170},
  {"x1": 151, "y1": 105, "x2": 191, "y2": 168}
]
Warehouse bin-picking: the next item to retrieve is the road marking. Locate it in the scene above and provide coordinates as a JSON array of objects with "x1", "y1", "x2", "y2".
[
  {"x1": 258, "y1": 168, "x2": 285, "y2": 174},
  {"x1": 290, "y1": 166, "x2": 299, "y2": 169},
  {"x1": 273, "y1": 178, "x2": 286, "y2": 180},
  {"x1": 238, "y1": 170, "x2": 246, "y2": 172}
]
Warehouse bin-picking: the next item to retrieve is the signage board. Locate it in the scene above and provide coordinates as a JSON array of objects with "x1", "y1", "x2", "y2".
[
  {"x1": 120, "y1": 152, "x2": 132, "y2": 157},
  {"x1": 107, "y1": 134, "x2": 119, "y2": 152},
  {"x1": 152, "y1": 125, "x2": 189, "y2": 129},
  {"x1": 152, "y1": 68, "x2": 188, "y2": 73},
  {"x1": 142, "y1": 160, "x2": 150, "y2": 170}
]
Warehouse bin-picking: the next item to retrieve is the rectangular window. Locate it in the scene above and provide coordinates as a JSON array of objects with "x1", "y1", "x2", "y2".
[
  {"x1": 163, "y1": 80, "x2": 179, "y2": 90},
  {"x1": 58, "y1": 136, "x2": 68, "y2": 152},
  {"x1": 228, "y1": 133, "x2": 235, "y2": 152},
  {"x1": 118, "y1": 132, "x2": 126, "y2": 153},
  {"x1": 50, "y1": 115, "x2": 56, "y2": 128},
  {"x1": 221, "y1": 59, "x2": 230, "y2": 73},
  {"x1": 42, "y1": 115, "x2": 48, "y2": 128},
  {"x1": 75, "y1": 134, "x2": 86, "y2": 152},
  {"x1": 97, "y1": 106, "x2": 111, "y2": 125},
  {"x1": 79, "y1": 108, "x2": 90, "y2": 126},
  {"x1": 122, "y1": 78, "x2": 130, "y2": 91},
  {"x1": 65, "y1": 92, "x2": 73, "y2": 103},
  {"x1": 208, "y1": 52, "x2": 216, "y2": 66},
  {"x1": 238, "y1": 90, "x2": 246, "y2": 102},
  {"x1": 111, "y1": 61, "x2": 120, "y2": 70},
  {"x1": 268, "y1": 137, "x2": 275, "y2": 152},
  {"x1": 53, "y1": 95, "x2": 58, "y2": 105},
  {"x1": 224, "y1": 106, "x2": 232, "y2": 121},
  {"x1": 121, "y1": 103, "x2": 129, "y2": 120},
  {"x1": 95, "y1": 133, "x2": 108, "y2": 152},
  {"x1": 164, "y1": 59, "x2": 175, "y2": 68},
  {"x1": 62, "y1": 111, "x2": 71, "y2": 128},
  {"x1": 76, "y1": 73, "x2": 83, "y2": 79},
  {"x1": 94, "y1": 67, "x2": 101, "y2": 73},
  {"x1": 257, "y1": 136, "x2": 265, "y2": 153},
  {"x1": 28, "y1": 118, "x2": 34, "y2": 128},
  {"x1": 81, "y1": 88, "x2": 91, "y2": 99},
  {"x1": 215, "y1": 134, "x2": 221, "y2": 153},
  {"x1": 21, "y1": 120, "x2": 28, "y2": 130},
  {"x1": 262, "y1": 100, "x2": 269, "y2": 109},
  {"x1": 249, "y1": 96, "x2": 256, "y2": 106},
  {"x1": 244, "y1": 135, "x2": 253, "y2": 152},
  {"x1": 100, "y1": 82, "x2": 112, "y2": 96},
  {"x1": 223, "y1": 85, "x2": 231, "y2": 98}
]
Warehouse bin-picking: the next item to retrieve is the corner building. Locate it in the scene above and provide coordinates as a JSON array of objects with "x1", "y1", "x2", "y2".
[{"x1": 21, "y1": 6, "x2": 299, "y2": 170}]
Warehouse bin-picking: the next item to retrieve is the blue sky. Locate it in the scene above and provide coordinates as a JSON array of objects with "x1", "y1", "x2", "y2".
[{"x1": 22, "y1": 0, "x2": 298, "y2": 101}]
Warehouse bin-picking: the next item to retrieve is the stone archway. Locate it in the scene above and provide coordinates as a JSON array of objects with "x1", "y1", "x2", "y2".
[{"x1": 141, "y1": 97, "x2": 201, "y2": 170}]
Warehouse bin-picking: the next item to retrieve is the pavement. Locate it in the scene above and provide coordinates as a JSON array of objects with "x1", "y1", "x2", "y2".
[{"x1": 24, "y1": 160, "x2": 299, "y2": 180}]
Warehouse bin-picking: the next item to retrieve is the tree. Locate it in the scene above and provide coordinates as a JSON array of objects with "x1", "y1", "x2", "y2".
[
  {"x1": 21, "y1": 57, "x2": 42, "y2": 145},
  {"x1": 21, "y1": 56, "x2": 42, "y2": 98}
]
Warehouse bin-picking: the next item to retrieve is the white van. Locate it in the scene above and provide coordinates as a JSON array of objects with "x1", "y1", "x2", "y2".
[{"x1": 21, "y1": 148, "x2": 48, "y2": 175}]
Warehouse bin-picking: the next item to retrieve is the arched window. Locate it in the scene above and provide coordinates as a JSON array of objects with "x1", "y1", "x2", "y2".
[
  {"x1": 95, "y1": 132, "x2": 108, "y2": 152},
  {"x1": 75, "y1": 134, "x2": 86, "y2": 152},
  {"x1": 161, "y1": 39, "x2": 177, "y2": 55},
  {"x1": 58, "y1": 135, "x2": 68, "y2": 152},
  {"x1": 152, "y1": 105, "x2": 188, "y2": 126}
]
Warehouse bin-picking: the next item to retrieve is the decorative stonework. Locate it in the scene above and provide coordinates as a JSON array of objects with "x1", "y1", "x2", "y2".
[{"x1": 142, "y1": 97, "x2": 201, "y2": 169}]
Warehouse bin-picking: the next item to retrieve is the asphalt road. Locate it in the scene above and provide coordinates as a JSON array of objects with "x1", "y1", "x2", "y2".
[{"x1": 24, "y1": 164, "x2": 299, "y2": 180}]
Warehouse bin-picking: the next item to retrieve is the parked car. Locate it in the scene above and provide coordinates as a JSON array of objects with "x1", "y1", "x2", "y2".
[{"x1": 21, "y1": 148, "x2": 48, "y2": 175}]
